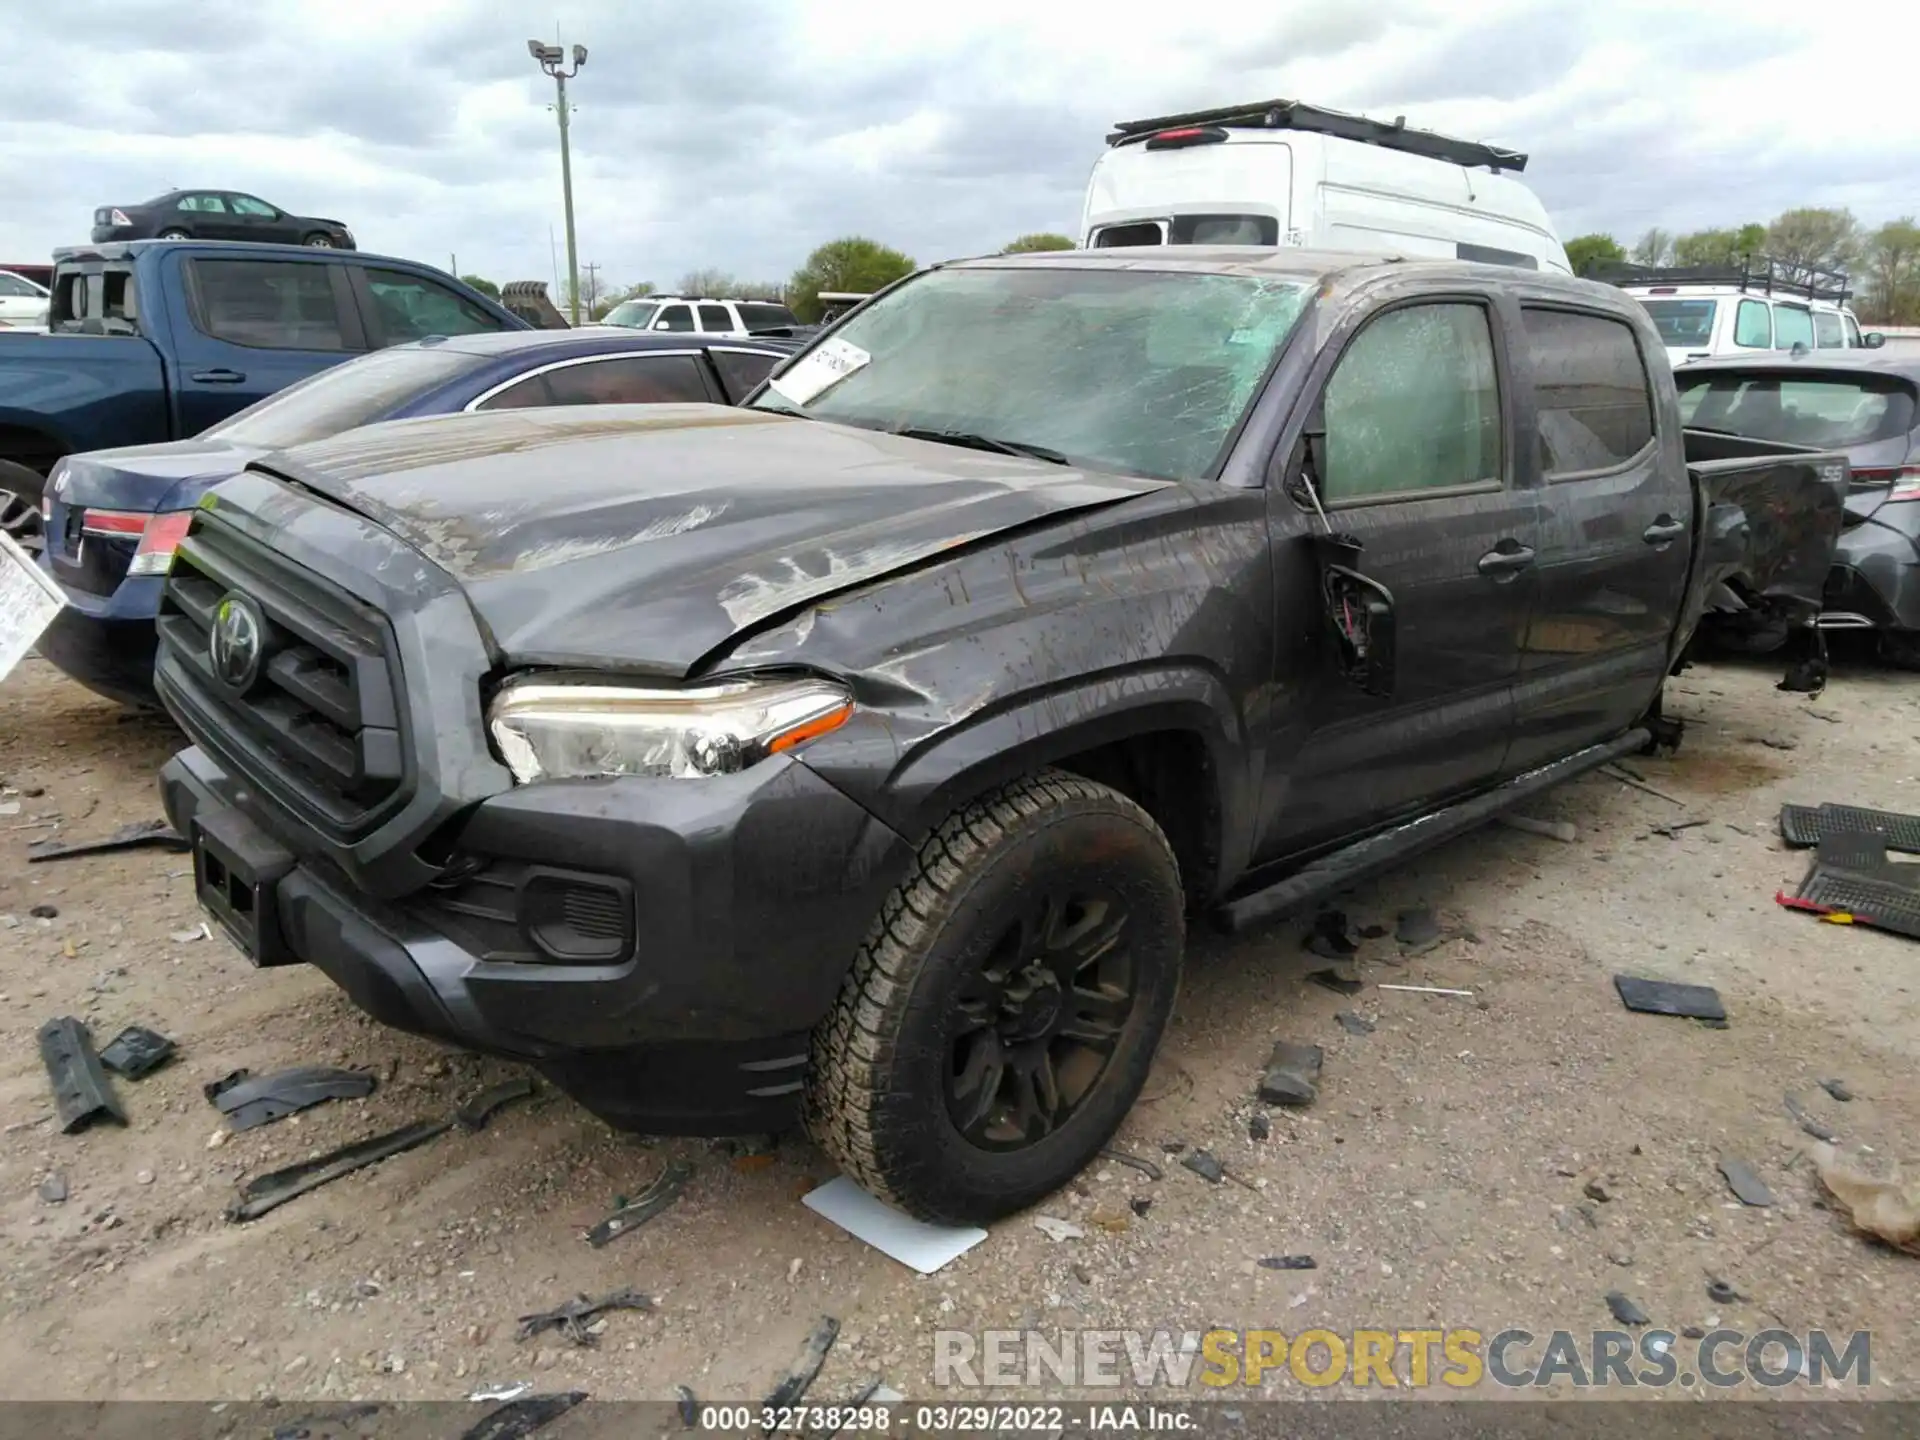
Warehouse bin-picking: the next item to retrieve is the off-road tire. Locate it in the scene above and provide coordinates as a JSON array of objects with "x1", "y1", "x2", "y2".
[{"x1": 805, "y1": 770, "x2": 1184, "y2": 1225}]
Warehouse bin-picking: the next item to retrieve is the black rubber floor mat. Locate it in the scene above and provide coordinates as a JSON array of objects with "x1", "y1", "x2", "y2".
[
  {"x1": 1780, "y1": 803, "x2": 1920, "y2": 853},
  {"x1": 1613, "y1": 975, "x2": 1727, "y2": 1021},
  {"x1": 1789, "y1": 832, "x2": 1920, "y2": 940}
]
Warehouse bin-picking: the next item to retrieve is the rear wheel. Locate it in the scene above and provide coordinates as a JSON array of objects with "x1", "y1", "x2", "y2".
[
  {"x1": 805, "y1": 771, "x2": 1184, "y2": 1224},
  {"x1": 0, "y1": 459, "x2": 46, "y2": 555},
  {"x1": 302, "y1": 233, "x2": 335, "y2": 248},
  {"x1": 1879, "y1": 629, "x2": 1920, "y2": 671},
  {"x1": 157, "y1": 227, "x2": 190, "y2": 240}
]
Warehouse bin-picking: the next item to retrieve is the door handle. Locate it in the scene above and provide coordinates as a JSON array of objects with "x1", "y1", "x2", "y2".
[
  {"x1": 190, "y1": 368, "x2": 246, "y2": 384},
  {"x1": 1643, "y1": 515, "x2": 1686, "y2": 545},
  {"x1": 1477, "y1": 540, "x2": 1536, "y2": 580}
]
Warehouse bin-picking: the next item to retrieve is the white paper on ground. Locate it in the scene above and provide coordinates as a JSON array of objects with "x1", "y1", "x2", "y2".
[
  {"x1": 802, "y1": 1175, "x2": 988, "y2": 1275},
  {"x1": 0, "y1": 529, "x2": 65, "y2": 683},
  {"x1": 767, "y1": 337, "x2": 871, "y2": 406}
]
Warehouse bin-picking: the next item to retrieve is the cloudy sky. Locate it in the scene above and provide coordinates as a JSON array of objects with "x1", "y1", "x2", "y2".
[{"x1": 1, "y1": 0, "x2": 1911, "y2": 293}]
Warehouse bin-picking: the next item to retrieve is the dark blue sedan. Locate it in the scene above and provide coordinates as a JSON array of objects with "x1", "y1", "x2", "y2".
[{"x1": 38, "y1": 328, "x2": 794, "y2": 705}]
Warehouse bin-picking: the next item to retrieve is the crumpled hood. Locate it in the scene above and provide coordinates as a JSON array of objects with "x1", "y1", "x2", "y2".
[
  {"x1": 260, "y1": 404, "x2": 1172, "y2": 672},
  {"x1": 58, "y1": 437, "x2": 266, "y2": 512}
]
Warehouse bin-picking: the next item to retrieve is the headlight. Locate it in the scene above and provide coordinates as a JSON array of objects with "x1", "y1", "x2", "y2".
[{"x1": 486, "y1": 674, "x2": 853, "y2": 784}]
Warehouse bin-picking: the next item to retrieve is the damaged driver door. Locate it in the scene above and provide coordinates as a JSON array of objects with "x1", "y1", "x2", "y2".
[{"x1": 1258, "y1": 294, "x2": 1540, "y2": 858}]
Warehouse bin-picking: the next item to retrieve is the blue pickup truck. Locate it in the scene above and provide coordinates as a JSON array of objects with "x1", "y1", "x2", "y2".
[{"x1": 0, "y1": 240, "x2": 526, "y2": 548}]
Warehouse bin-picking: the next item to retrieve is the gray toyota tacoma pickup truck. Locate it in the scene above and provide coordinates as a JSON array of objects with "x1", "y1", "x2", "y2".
[{"x1": 153, "y1": 250, "x2": 1845, "y2": 1224}]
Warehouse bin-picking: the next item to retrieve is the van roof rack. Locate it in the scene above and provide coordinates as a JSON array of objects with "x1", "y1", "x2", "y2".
[
  {"x1": 1596, "y1": 258, "x2": 1851, "y2": 305},
  {"x1": 1106, "y1": 98, "x2": 1528, "y2": 173}
]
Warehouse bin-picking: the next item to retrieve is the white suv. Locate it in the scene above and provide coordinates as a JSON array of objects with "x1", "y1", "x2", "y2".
[
  {"x1": 0, "y1": 268, "x2": 50, "y2": 330},
  {"x1": 1610, "y1": 261, "x2": 1870, "y2": 367},
  {"x1": 602, "y1": 296, "x2": 803, "y2": 337}
]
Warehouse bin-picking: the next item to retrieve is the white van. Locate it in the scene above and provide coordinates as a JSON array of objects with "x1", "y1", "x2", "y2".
[
  {"x1": 1607, "y1": 262, "x2": 1870, "y2": 367},
  {"x1": 1080, "y1": 99, "x2": 1570, "y2": 274}
]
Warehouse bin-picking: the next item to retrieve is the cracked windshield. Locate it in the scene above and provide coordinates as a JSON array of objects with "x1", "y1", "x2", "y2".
[{"x1": 753, "y1": 267, "x2": 1309, "y2": 481}]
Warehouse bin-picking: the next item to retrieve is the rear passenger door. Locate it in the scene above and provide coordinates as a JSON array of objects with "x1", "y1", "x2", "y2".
[
  {"x1": 1261, "y1": 294, "x2": 1538, "y2": 855},
  {"x1": 173, "y1": 255, "x2": 366, "y2": 434},
  {"x1": 697, "y1": 303, "x2": 736, "y2": 336},
  {"x1": 1507, "y1": 304, "x2": 1689, "y2": 771}
]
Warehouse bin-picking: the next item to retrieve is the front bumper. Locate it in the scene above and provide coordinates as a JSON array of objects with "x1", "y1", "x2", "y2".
[{"x1": 160, "y1": 744, "x2": 912, "y2": 1134}]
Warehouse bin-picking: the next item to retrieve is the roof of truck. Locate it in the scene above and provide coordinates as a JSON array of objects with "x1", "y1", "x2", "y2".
[{"x1": 943, "y1": 245, "x2": 1593, "y2": 289}]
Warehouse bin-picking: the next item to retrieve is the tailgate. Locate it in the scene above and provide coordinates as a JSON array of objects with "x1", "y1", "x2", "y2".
[{"x1": 1676, "y1": 451, "x2": 1849, "y2": 651}]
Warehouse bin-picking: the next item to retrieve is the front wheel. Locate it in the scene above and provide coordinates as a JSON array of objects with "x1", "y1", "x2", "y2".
[
  {"x1": 805, "y1": 771, "x2": 1184, "y2": 1224},
  {"x1": 302, "y1": 233, "x2": 335, "y2": 248},
  {"x1": 0, "y1": 459, "x2": 46, "y2": 554},
  {"x1": 157, "y1": 227, "x2": 191, "y2": 240}
]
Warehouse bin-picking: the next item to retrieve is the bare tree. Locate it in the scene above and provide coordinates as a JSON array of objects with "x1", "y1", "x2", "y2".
[
  {"x1": 1632, "y1": 228, "x2": 1674, "y2": 266},
  {"x1": 1859, "y1": 218, "x2": 1920, "y2": 326},
  {"x1": 1764, "y1": 208, "x2": 1861, "y2": 286},
  {"x1": 676, "y1": 268, "x2": 738, "y2": 298}
]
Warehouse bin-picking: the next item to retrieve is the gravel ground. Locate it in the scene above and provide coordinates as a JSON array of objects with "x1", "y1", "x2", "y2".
[{"x1": 0, "y1": 650, "x2": 1915, "y2": 1407}]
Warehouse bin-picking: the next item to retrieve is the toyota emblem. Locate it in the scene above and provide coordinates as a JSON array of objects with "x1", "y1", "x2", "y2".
[{"x1": 208, "y1": 592, "x2": 266, "y2": 692}]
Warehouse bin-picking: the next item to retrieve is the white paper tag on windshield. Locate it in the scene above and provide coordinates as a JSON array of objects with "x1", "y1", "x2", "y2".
[
  {"x1": 769, "y1": 336, "x2": 871, "y2": 406},
  {"x1": 0, "y1": 528, "x2": 65, "y2": 683}
]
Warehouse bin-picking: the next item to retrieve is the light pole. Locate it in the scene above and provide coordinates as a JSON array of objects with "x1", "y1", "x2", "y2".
[{"x1": 527, "y1": 38, "x2": 587, "y2": 325}]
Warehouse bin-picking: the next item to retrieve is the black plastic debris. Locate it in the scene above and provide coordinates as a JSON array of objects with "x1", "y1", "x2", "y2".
[
  {"x1": 1181, "y1": 1150, "x2": 1225, "y2": 1184},
  {"x1": 1718, "y1": 1156, "x2": 1775, "y2": 1207},
  {"x1": 1779, "y1": 802, "x2": 1920, "y2": 854},
  {"x1": 1303, "y1": 909, "x2": 1357, "y2": 960},
  {"x1": 587, "y1": 1160, "x2": 694, "y2": 1248},
  {"x1": 98, "y1": 1025, "x2": 176, "y2": 1080},
  {"x1": 1783, "y1": 1094, "x2": 1840, "y2": 1143},
  {"x1": 1307, "y1": 969, "x2": 1363, "y2": 997},
  {"x1": 1707, "y1": 1279, "x2": 1739, "y2": 1305},
  {"x1": 38, "y1": 1018, "x2": 126, "y2": 1134},
  {"x1": 28, "y1": 903, "x2": 57, "y2": 919},
  {"x1": 211, "y1": 1065, "x2": 377, "y2": 1131},
  {"x1": 675, "y1": 1386, "x2": 698, "y2": 1428},
  {"x1": 1819, "y1": 1078, "x2": 1854, "y2": 1103},
  {"x1": 1258, "y1": 1255, "x2": 1317, "y2": 1271},
  {"x1": 27, "y1": 818, "x2": 189, "y2": 863},
  {"x1": 1335, "y1": 1011, "x2": 1375, "y2": 1036},
  {"x1": 459, "y1": 1392, "x2": 588, "y2": 1440},
  {"x1": 1257, "y1": 1041, "x2": 1323, "y2": 1107},
  {"x1": 1395, "y1": 906, "x2": 1441, "y2": 947},
  {"x1": 1613, "y1": 975, "x2": 1726, "y2": 1022},
  {"x1": 1097, "y1": 1147, "x2": 1163, "y2": 1181},
  {"x1": 1247, "y1": 1112, "x2": 1271, "y2": 1141},
  {"x1": 517, "y1": 1288, "x2": 653, "y2": 1347},
  {"x1": 458, "y1": 1077, "x2": 537, "y2": 1131},
  {"x1": 765, "y1": 1316, "x2": 840, "y2": 1411},
  {"x1": 1129, "y1": 1196, "x2": 1153, "y2": 1217},
  {"x1": 1606, "y1": 1292, "x2": 1650, "y2": 1326},
  {"x1": 228, "y1": 1118, "x2": 451, "y2": 1223}
]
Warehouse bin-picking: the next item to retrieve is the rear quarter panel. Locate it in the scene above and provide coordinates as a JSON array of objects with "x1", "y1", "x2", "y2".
[{"x1": 0, "y1": 331, "x2": 169, "y2": 459}]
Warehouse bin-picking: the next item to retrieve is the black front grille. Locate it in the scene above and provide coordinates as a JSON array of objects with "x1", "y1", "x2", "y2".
[{"x1": 157, "y1": 518, "x2": 408, "y2": 838}]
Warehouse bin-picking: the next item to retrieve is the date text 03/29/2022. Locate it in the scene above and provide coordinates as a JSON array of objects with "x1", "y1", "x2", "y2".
[{"x1": 697, "y1": 1405, "x2": 1190, "y2": 1433}]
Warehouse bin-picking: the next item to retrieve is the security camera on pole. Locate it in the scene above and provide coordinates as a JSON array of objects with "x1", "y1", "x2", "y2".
[{"x1": 527, "y1": 38, "x2": 588, "y2": 325}]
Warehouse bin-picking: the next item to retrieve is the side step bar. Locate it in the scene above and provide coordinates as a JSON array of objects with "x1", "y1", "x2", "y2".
[{"x1": 1212, "y1": 728, "x2": 1651, "y2": 935}]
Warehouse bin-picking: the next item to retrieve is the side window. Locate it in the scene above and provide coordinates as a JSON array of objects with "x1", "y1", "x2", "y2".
[
  {"x1": 362, "y1": 268, "x2": 505, "y2": 347},
  {"x1": 230, "y1": 196, "x2": 278, "y2": 218},
  {"x1": 179, "y1": 194, "x2": 228, "y2": 213},
  {"x1": 541, "y1": 355, "x2": 712, "y2": 405},
  {"x1": 1813, "y1": 311, "x2": 1844, "y2": 349},
  {"x1": 1733, "y1": 300, "x2": 1772, "y2": 348},
  {"x1": 653, "y1": 304, "x2": 696, "y2": 332},
  {"x1": 1321, "y1": 303, "x2": 1502, "y2": 501},
  {"x1": 710, "y1": 348, "x2": 782, "y2": 402},
  {"x1": 697, "y1": 304, "x2": 734, "y2": 332},
  {"x1": 1774, "y1": 305, "x2": 1814, "y2": 350},
  {"x1": 1844, "y1": 314, "x2": 1862, "y2": 347},
  {"x1": 1521, "y1": 308, "x2": 1655, "y2": 476},
  {"x1": 189, "y1": 259, "x2": 346, "y2": 350},
  {"x1": 0, "y1": 273, "x2": 34, "y2": 297},
  {"x1": 475, "y1": 374, "x2": 556, "y2": 410}
]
